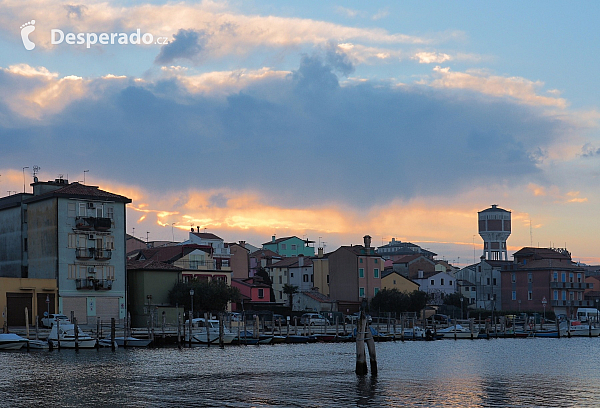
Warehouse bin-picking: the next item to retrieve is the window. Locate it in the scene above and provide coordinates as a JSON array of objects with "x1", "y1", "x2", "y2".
[
  {"x1": 68, "y1": 264, "x2": 76, "y2": 280},
  {"x1": 303, "y1": 274, "x2": 309, "y2": 282},
  {"x1": 290, "y1": 272, "x2": 294, "y2": 278},
  {"x1": 527, "y1": 291, "x2": 532, "y2": 300},
  {"x1": 281, "y1": 244, "x2": 287, "y2": 250},
  {"x1": 78, "y1": 203, "x2": 86, "y2": 216},
  {"x1": 258, "y1": 288, "x2": 264, "y2": 299},
  {"x1": 577, "y1": 273, "x2": 582, "y2": 283},
  {"x1": 105, "y1": 236, "x2": 115, "y2": 250},
  {"x1": 553, "y1": 290, "x2": 558, "y2": 301},
  {"x1": 359, "y1": 287, "x2": 365, "y2": 297},
  {"x1": 512, "y1": 291, "x2": 516, "y2": 300},
  {"x1": 561, "y1": 272, "x2": 566, "y2": 283},
  {"x1": 569, "y1": 292, "x2": 574, "y2": 301},
  {"x1": 359, "y1": 258, "x2": 363, "y2": 263},
  {"x1": 553, "y1": 272, "x2": 558, "y2": 282},
  {"x1": 492, "y1": 278, "x2": 496, "y2": 286},
  {"x1": 430, "y1": 280, "x2": 434, "y2": 285},
  {"x1": 326, "y1": 275, "x2": 329, "y2": 284},
  {"x1": 487, "y1": 294, "x2": 491, "y2": 300},
  {"x1": 578, "y1": 292, "x2": 582, "y2": 301},
  {"x1": 291, "y1": 244, "x2": 297, "y2": 250},
  {"x1": 107, "y1": 207, "x2": 114, "y2": 220},
  {"x1": 569, "y1": 273, "x2": 574, "y2": 283},
  {"x1": 465, "y1": 287, "x2": 470, "y2": 292},
  {"x1": 374, "y1": 268, "x2": 379, "y2": 278},
  {"x1": 393, "y1": 280, "x2": 396, "y2": 285},
  {"x1": 279, "y1": 291, "x2": 283, "y2": 300},
  {"x1": 68, "y1": 203, "x2": 76, "y2": 218},
  {"x1": 562, "y1": 290, "x2": 566, "y2": 301},
  {"x1": 374, "y1": 259, "x2": 378, "y2": 264},
  {"x1": 472, "y1": 287, "x2": 476, "y2": 291},
  {"x1": 279, "y1": 276, "x2": 282, "y2": 284},
  {"x1": 441, "y1": 278, "x2": 445, "y2": 285},
  {"x1": 96, "y1": 206, "x2": 103, "y2": 218},
  {"x1": 511, "y1": 273, "x2": 516, "y2": 283},
  {"x1": 359, "y1": 268, "x2": 364, "y2": 278},
  {"x1": 487, "y1": 278, "x2": 490, "y2": 285},
  {"x1": 528, "y1": 273, "x2": 532, "y2": 283},
  {"x1": 374, "y1": 287, "x2": 379, "y2": 296}
]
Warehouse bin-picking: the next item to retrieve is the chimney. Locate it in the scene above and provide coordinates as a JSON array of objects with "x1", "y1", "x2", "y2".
[
  {"x1": 239, "y1": 240, "x2": 246, "y2": 247},
  {"x1": 197, "y1": 226, "x2": 200, "y2": 233},
  {"x1": 318, "y1": 247, "x2": 324, "y2": 258},
  {"x1": 363, "y1": 235, "x2": 372, "y2": 249},
  {"x1": 299, "y1": 257, "x2": 304, "y2": 267},
  {"x1": 391, "y1": 237, "x2": 395, "y2": 242},
  {"x1": 272, "y1": 235, "x2": 276, "y2": 242}
]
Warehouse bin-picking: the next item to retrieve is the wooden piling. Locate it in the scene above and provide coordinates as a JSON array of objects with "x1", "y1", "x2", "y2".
[
  {"x1": 206, "y1": 313, "x2": 211, "y2": 347},
  {"x1": 96, "y1": 318, "x2": 100, "y2": 349},
  {"x1": 25, "y1": 307, "x2": 30, "y2": 352},
  {"x1": 355, "y1": 312, "x2": 368, "y2": 375},
  {"x1": 219, "y1": 313, "x2": 224, "y2": 348},
  {"x1": 35, "y1": 315, "x2": 39, "y2": 341},
  {"x1": 188, "y1": 311, "x2": 193, "y2": 348},
  {"x1": 110, "y1": 318, "x2": 116, "y2": 351},
  {"x1": 74, "y1": 317, "x2": 79, "y2": 351}
]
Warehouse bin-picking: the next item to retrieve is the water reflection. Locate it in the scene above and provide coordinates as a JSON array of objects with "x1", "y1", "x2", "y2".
[{"x1": 2, "y1": 339, "x2": 600, "y2": 407}]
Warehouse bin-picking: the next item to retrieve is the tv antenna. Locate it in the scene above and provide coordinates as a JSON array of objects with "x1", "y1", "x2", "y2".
[{"x1": 32, "y1": 165, "x2": 41, "y2": 183}]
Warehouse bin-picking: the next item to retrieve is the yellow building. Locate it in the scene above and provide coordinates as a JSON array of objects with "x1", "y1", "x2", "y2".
[
  {"x1": 381, "y1": 270, "x2": 419, "y2": 293},
  {"x1": 312, "y1": 248, "x2": 329, "y2": 296},
  {"x1": 1, "y1": 277, "x2": 58, "y2": 329}
]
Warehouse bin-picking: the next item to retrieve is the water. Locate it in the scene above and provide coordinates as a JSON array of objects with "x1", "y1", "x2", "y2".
[{"x1": 2, "y1": 338, "x2": 600, "y2": 407}]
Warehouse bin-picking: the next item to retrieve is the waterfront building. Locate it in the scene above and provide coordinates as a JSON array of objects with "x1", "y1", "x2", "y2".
[
  {"x1": 0, "y1": 178, "x2": 131, "y2": 325},
  {"x1": 126, "y1": 259, "x2": 182, "y2": 327},
  {"x1": 501, "y1": 247, "x2": 593, "y2": 318},
  {"x1": 455, "y1": 258, "x2": 507, "y2": 311},
  {"x1": 311, "y1": 248, "x2": 330, "y2": 297},
  {"x1": 249, "y1": 249, "x2": 282, "y2": 277},
  {"x1": 183, "y1": 229, "x2": 231, "y2": 270},
  {"x1": 226, "y1": 241, "x2": 251, "y2": 280},
  {"x1": 391, "y1": 254, "x2": 436, "y2": 279},
  {"x1": 294, "y1": 290, "x2": 336, "y2": 313},
  {"x1": 231, "y1": 276, "x2": 272, "y2": 311},
  {"x1": 262, "y1": 235, "x2": 315, "y2": 258},
  {"x1": 376, "y1": 237, "x2": 437, "y2": 261},
  {"x1": 381, "y1": 270, "x2": 420, "y2": 293},
  {"x1": 412, "y1": 270, "x2": 456, "y2": 305},
  {"x1": 268, "y1": 256, "x2": 313, "y2": 303},
  {"x1": 328, "y1": 235, "x2": 383, "y2": 314}
]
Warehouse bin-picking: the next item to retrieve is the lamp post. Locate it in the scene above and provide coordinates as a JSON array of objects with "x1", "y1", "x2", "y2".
[
  {"x1": 460, "y1": 296, "x2": 464, "y2": 320},
  {"x1": 518, "y1": 300, "x2": 521, "y2": 312},
  {"x1": 541, "y1": 297, "x2": 547, "y2": 325},
  {"x1": 596, "y1": 298, "x2": 599, "y2": 324},
  {"x1": 190, "y1": 289, "x2": 194, "y2": 320},
  {"x1": 22, "y1": 166, "x2": 29, "y2": 193}
]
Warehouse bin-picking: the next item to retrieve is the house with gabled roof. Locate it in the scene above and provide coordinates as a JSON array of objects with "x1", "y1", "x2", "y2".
[
  {"x1": 381, "y1": 270, "x2": 420, "y2": 293},
  {"x1": 262, "y1": 235, "x2": 315, "y2": 257},
  {"x1": 268, "y1": 256, "x2": 314, "y2": 303}
]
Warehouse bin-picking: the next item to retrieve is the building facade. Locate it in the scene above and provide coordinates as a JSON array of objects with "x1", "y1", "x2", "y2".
[
  {"x1": 0, "y1": 179, "x2": 131, "y2": 325},
  {"x1": 262, "y1": 235, "x2": 315, "y2": 258}
]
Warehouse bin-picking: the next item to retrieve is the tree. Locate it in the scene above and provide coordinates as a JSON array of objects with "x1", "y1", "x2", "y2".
[
  {"x1": 168, "y1": 279, "x2": 241, "y2": 316},
  {"x1": 283, "y1": 284, "x2": 298, "y2": 308},
  {"x1": 255, "y1": 267, "x2": 275, "y2": 301},
  {"x1": 370, "y1": 289, "x2": 429, "y2": 315},
  {"x1": 442, "y1": 292, "x2": 463, "y2": 309}
]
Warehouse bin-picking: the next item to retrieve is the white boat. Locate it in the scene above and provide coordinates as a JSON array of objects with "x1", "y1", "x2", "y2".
[
  {"x1": 568, "y1": 322, "x2": 600, "y2": 337},
  {"x1": 388, "y1": 327, "x2": 427, "y2": 339},
  {"x1": 437, "y1": 324, "x2": 475, "y2": 339},
  {"x1": 185, "y1": 318, "x2": 237, "y2": 345},
  {"x1": 103, "y1": 336, "x2": 152, "y2": 347},
  {"x1": 28, "y1": 339, "x2": 50, "y2": 350},
  {"x1": 0, "y1": 333, "x2": 29, "y2": 350},
  {"x1": 48, "y1": 323, "x2": 97, "y2": 348}
]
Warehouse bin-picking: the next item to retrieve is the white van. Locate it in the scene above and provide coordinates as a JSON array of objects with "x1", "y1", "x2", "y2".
[{"x1": 576, "y1": 308, "x2": 599, "y2": 323}]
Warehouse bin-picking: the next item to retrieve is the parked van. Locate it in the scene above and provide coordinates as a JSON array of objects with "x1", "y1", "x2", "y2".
[{"x1": 576, "y1": 308, "x2": 600, "y2": 323}]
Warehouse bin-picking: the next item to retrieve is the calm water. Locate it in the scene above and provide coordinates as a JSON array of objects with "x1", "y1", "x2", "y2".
[{"x1": 2, "y1": 338, "x2": 600, "y2": 407}]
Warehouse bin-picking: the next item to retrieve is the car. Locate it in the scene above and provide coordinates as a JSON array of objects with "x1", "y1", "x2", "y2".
[
  {"x1": 431, "y1": 314, "x2": 449, "y2": 324},
  {"x1": 41, "y1": 313, "x2": 70, "y2": 328},
  {"x1": 345, "y1": 313, "x2": 372, "y2": 324},
  {"x1": 300, "y1": 313, "x2": 328, "y2": 326},
  {"x1": 265, "y1": 314, "x2": 287, "y2": 327}
]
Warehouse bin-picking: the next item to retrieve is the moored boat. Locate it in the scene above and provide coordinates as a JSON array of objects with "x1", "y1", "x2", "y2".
[
  {"x1": 0, "y1": 333, "x2": 29, "y2": 350},
  {"x1": 186, "y1": 318, "x2": 237, "y2": 345},
  {"x1": 437, "y1": 324, "x2": 475, "y2": 339},
  {"x1": 48, "y1": 323, "x2": 97, "y2": 348}
]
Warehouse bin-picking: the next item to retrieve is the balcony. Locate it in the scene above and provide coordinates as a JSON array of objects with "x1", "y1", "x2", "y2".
[
  {"x1": 75, "y1": 278, "x2": 95, "y2": 290},
  {"x1": 95, "y1": 279, "x2": 113, "y2": 290},
  {"x1": 95, "y1": 249, "x2": 112, "y2": 260},
  {"x1": 75, "y1": 278, "x2": 113, "y2": 290},
  {"x1": 94, "y1": 217, "x2": 112, "y2": 231},
  {"x1": 550, "y1": 299, "x2": 594, "y2": 307},
  {"x1": 549, "y1": 282, "x2": 590, "y2": 290},
  {"x1": 75, "y1": 216, "x2": 94, "y2": 230},
  {"x1": 75, "y1": 247, "x2": 94, "y2": 259}
]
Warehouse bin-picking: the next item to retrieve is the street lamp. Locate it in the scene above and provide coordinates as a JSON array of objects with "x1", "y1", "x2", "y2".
[
  {"x1": 596, "y1": 298, "x2": 599, "y2": 324},
  {"x1": 190, "y1": 289, "x2": 195, "y2": 320},
  {"x1": 460, "y1": 296, "x2": 464, "y2": 320},
  {"x1": 541, "y1": 296, "x2": 547, "y2": 324}
]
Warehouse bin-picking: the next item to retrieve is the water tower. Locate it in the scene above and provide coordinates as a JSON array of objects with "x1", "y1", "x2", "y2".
[{"x1": 478, "y1": 204, "x2": 511, "y2": 261}]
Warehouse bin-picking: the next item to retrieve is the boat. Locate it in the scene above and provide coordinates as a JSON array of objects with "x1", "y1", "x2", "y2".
[
  {"x1": 388, "y1": 327, "x2": 428, "y2": 340},
  {"x1": 285, "y1": 335, "x2": 310, "y2": 344},
  {"x1": 186, "y1": 318, "x2": 237, "y2": 345},
  {"x1": 437, "y1": 324, "x2": 475, "y2": 339},
  {"x1": 566, "y1": 321, "x2": 600, "y2": 337},
  {"x1": 0, "y1": 333, "x2": 29, "y2": 350},
  {"x1": 48, "y1": 323, "x2": 97, "y2": 348},
  {"x1": 102, "y1": 336, "x2": 152, "y2": 347},
  {"x1": 28, "y1": 339, "x2": 50, "y2": 349}
]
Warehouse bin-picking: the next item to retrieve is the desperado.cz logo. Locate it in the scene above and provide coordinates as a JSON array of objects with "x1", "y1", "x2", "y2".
[{"x1": 20, "y1": 20, "x2": 169, "y2": 50}]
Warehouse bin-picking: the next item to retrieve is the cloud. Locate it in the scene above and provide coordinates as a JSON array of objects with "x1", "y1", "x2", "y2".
[
  {"x1": 580, "y1": 143, "x2": 600, "y2": 157},
  {"x1": 429, "y1": 66, "x2": 567, "y2": 108},
  {"x1": 413, "y1": 52, "x2": 451, "y2": 64},
  {"x1": 155, "y1": 29, "x2": 208, "y2": 65}
]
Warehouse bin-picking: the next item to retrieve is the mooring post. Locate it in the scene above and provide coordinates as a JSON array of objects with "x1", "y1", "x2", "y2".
[
  {"x1": 175, "y1": 313, "x2": 180, "y2": 348},
  {"x1": 24, "y1": 307, "x2": 30, "y2": 352},
  {"x1": 556, "y1": 318, "x2": 561, "y2": 339},
  {"x1": 96, "y1": 317, "x2": 100, "y2": 349},
  {"x1": 73, "y1": 317, "x2": 79, "y2": 351},
  {"x1": 219, "y1": 313, "x2": 224, "y2": 348},
  {"x1": 206, "y1": 313, "x2": 211, "y2": 347},
  {"x1": 365, "y1": 325, "x2": 377, "y2": 376},
  {"x1": 35, "y1": 315, "x2": 39, "y2": 341},
  {"x1": 254, "y1": 315, "x2": 259, "y2": 340},
  {"x1": 161, "y1": 311, "x2": 166, "y2": 347},
  {"x1": 355, "y1": 311, "x2": 368, "y2": 375},
  {"x1": 110, "y1": 318, "x2": 116, "y2": 351},
  {"x1": 188, "y1": 311, "x2": 193, "y2": 348}
]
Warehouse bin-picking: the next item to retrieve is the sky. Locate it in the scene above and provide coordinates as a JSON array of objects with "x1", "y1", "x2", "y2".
[{"x1": 1, "y1": 1, "x2": 599, "y2": 266}]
